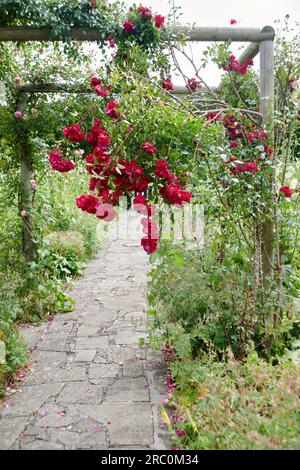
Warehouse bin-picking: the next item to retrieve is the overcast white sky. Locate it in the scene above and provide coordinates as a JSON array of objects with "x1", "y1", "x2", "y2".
[
  {"x1": 131, "y1": 0, "x2": 300, "y2": 28},
  {"x1": 124, "y1": 0, "x2": 300, "y2": 86}
]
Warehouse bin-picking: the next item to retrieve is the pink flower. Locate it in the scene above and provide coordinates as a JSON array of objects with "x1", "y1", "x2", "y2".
[
  {"x1": 74, "y1": 149, "x2": 84, "y2": 157},
  {"x1": 31, "y1": 180, "x2": 38, "y2": 190},
  {"x1": 96, "y1": 203, "x2": 116, "y2": 222},
  {"x1": 14, "y1": 111, "x2": 22, "y2": 119},
  {"x1": 123, "y1": 21, "x2": 135, "y2": 33},
  {"x1": 133, "y1": 193, "x2": 148, "y2": 214},
  {"x1": 107, "y1": 36, "x2": 116, "y2": 48},
  {"x1": 31, "y1": 108, "x2": 37, "y2": 114},
  {"x1": 176, "y1": 428, "x2": 186, "y2": 437},
  {"x1": 14, "y1": 75, "x2": 21, "y2": 82},
  {"x1": 20, "y1": 210, "x2": 27, "y2": 217},
  {"x1": 154, "y1": 14, "x2": 165, "y2": 28},
  {"x1": 142, "y1": 141, "x2": 157, "y2": 154},
  {"x1": 230, "y1": 19, "x2": 237, "y2": 25}
]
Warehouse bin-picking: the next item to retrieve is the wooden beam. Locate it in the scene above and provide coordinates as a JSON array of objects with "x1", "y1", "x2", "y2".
[
  {"x1": 259, "y1": 27, "x2": 275, "y2": 282},
  {"x1": 16, "y1": 92, "x2": 37, "y2": 262},
  {"x1": 238, "y1": 42, "x2": 260, "y2": 64},
  {"x1": 0, "y1": 25, "x2": 275, "y2": 43},
  {"x1": 15, "y1": 84, "x2": 91, "y2": 94},
  {"x1": 14, "y1": 83, "x2": 194, "y2": 95},
  {"x1": 170, "y1": 26, "x2": 275, "y2": 42}
]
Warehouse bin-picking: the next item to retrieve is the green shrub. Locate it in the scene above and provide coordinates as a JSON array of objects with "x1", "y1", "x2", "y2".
[
  {"x1": 41, "y1": 230, "x2": 85, "y2": 279},
  {"x1": 46, "y1": 231, "x2": 85, "y2": 259},
  {"x1": 168, "y1": 353, "x2": 300, "y2": 450},
  {"x1": 148, "y1": 242, "x2": 299, "y2": 359},
  {"x1": 0, "y1": 273, "x2": 28, "y2": 398}
]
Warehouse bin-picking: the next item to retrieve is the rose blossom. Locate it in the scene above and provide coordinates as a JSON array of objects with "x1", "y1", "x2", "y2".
[
  {"x1": 123, "y1": 21, "x2": 135, "y2": 33},
  {"x1": 279, "y1": 186, "x2": 293, "y2": 198},
  {"x1": 154, "y1": 14, "x2": 165, "y2": 28},
  {"x1": 142, "y1": 141, "x2": 157, "y2": 154}
]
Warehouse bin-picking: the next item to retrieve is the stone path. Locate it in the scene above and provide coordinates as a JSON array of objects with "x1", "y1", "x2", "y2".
[{"x1": 0, "y1": 238, "x2": 169, "y2": 450}]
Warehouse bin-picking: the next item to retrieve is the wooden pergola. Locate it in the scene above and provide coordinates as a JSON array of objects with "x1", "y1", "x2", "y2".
[{"x1": 0, "y1": 24, "x2": 275, "y2": 274}]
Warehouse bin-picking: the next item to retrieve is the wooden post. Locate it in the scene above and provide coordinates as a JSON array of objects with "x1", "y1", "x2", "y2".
[
  {"x1": 0, "y1": 26, "x2": 275, "y2": 43},
  {"x1": 259, "y1": 26, "x2": 275, "y2": 281},
  {"x1": 16, "y1": 92, "x2": 36, "y2": 262}
]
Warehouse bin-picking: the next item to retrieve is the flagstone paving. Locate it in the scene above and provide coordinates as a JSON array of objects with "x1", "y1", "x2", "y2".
[{"x1": 0, "y1": 239, "x2": 170, "y2": 450}]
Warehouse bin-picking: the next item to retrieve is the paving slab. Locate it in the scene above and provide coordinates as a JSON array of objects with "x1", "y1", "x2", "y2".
[{"x1": 0, "y1": 236, "x2": 170, "y2": 450}]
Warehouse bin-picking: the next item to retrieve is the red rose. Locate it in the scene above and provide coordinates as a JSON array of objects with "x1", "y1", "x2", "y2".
[
  {"x1": 94, "y1": 84, "x2": 109, "y2": 97},
  {"x1": 154, "y1": 14, "x2": 165, "y2": 28},
  {"x1": 138, "y1": 6, "x2": 152, "y2": 19},
  {"x1": 187, "y1": 78, "x2": 200, "y2": 93},
  {"x1": 142, "y1": 141, "x2": 157, "y2": 154},
  {"x1": 87, "y1": 119, "x2": 110, "y2": 150},
  {"x1": 90, "y1": 77, "x2": 101, "y2": 87},
  {"x1": 123, "y1": 21, "x2": 135, "y2": 33},
  {"x1": 243, "y1": 162, "x2": 259, "y2": 173},
  {"x1": 62, "y1": 124, "x2": 85, "y2": 143},
  {"x1": 162, "y1": 79, "x2": 174, "y2": 91},
  {"x1": 279, "y1": 186, "x2": 293, "y2": 198},
  {"x1": 76, "y1": 194, "x2": 100, "y2": 214},
  {"x1": 49, "y1": 150, "x2": 75, "y2": 172},
  {"x1": 224, "y1": 156, "x2": 238, "y2": 165},
  {"x1": 141, "y1": 236, "x2": 159, "y2": 254},
  {"x1": 105, "y1": 100, "x2": 120, "y2": 119},
  {"x1": 155, "y1": 160, "x2": 173, "y2": 181},
  {"x1": 229, "y1": 140, "x2": 240, "y2": 149},
  {"x1": 230, "y1": 19, "x2": 237, "y2": 25},
  {"x1": 133, "y1": 193, "x2": 148, "y2": 215},
  {"x1": 247, "y1": 129, "x2": 267, "y2": 143}
]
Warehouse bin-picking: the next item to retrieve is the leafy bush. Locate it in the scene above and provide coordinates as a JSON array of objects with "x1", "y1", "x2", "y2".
[
  {"x1": 42, "y1": 230, "x2": 85, "y2": 279},
  {"x1": 148, "y1": 241, "x2": 300, "y2": 359},
  {"x1": 168, "y1": 353, "x2": 300, "y2": 450},
  {"x1": 0, "y1": 273, "x2": 28, "y2": 398}
]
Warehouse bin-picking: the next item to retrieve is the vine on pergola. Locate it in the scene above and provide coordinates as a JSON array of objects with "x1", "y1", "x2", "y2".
[{"x1": 3, "y1": 0, "x2": 297, "y2": 290}]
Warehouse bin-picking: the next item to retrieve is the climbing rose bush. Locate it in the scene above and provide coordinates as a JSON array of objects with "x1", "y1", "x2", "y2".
[{"x1": 49, "y1": 73, "x2": 192, "y2": 255}]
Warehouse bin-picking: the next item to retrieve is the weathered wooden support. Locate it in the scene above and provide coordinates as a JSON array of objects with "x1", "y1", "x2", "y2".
[
  {"x1": 259, "y1": 26, "x2": 275, "y2": 281},
  {"x1": 0, "y1": 25, "x2": 275, "y2": 43},
  {"x1": 15, "y1": 84, "x2": 91, "y2": 94},
  {"x1": 238, "y1": 42, "x2": 260, "y2": 64},
  {"x1": 16, "y1": 92, "x2": 36, "y2": 262},
  {"x1": 170, "y1": 26, "x2": 275, "y2": 42}
]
